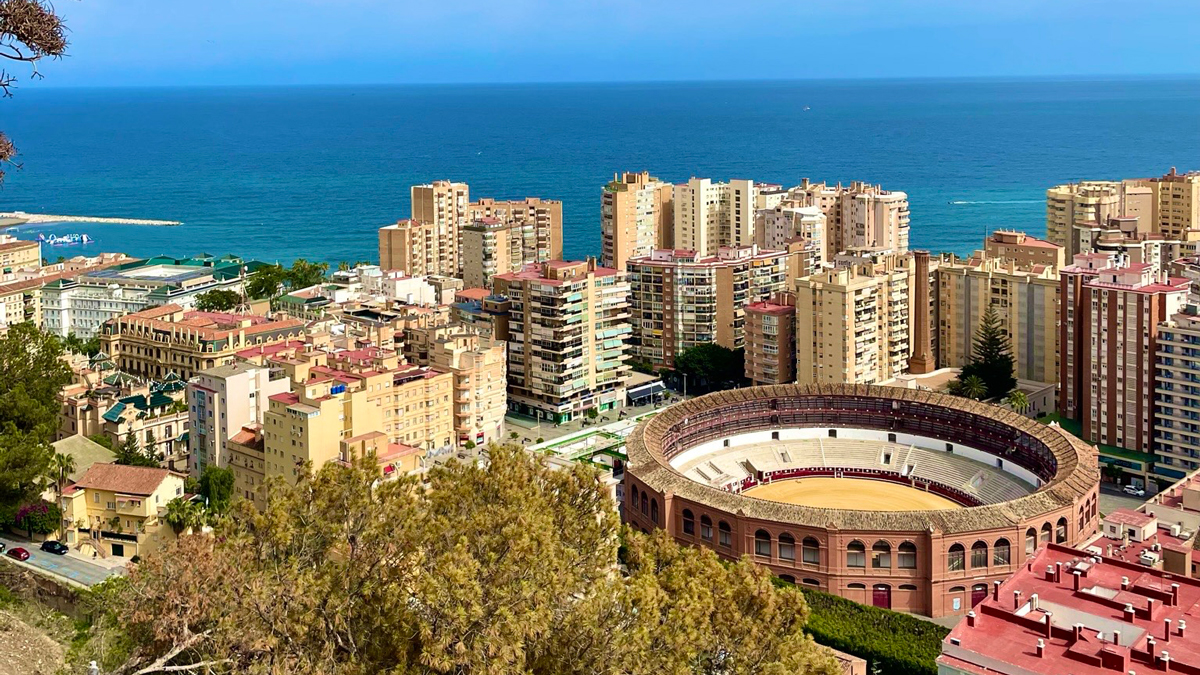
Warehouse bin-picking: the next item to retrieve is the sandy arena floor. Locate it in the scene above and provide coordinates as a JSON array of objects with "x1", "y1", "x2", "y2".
[{"x1": 743, "y1": 477, "x2": 962, "y2": 511}]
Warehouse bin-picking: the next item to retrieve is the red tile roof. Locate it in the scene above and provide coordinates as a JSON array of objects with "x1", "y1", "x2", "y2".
[{"x1": 70, "y1": 463, "x2": 176, "y2": 496}]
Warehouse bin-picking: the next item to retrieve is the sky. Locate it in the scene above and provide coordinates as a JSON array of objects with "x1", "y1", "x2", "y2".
[{"x1": 24, "y1": 0, "x2": 1200, "y2": 86}]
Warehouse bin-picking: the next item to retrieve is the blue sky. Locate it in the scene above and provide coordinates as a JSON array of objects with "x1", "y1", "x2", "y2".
[{"x1": 30, "y1": 0, "x2": 1200, "y2": 86}]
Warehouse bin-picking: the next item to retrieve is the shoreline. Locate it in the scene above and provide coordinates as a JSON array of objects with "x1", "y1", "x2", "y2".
[{"x1": 0, "y1": 211, "x2": 182, "y2": 227}]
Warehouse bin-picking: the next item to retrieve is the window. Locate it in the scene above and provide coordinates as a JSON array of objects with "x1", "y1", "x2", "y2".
[
  {"x1": 779, "y1": 533, "x2": 796, "y2": 561},
  {"x1": 755, "y1": 530, "x2": 772, "y2": 557},
  {"x1": 700, "y1": 516, "x2": 713, "y2": 542},
  {"x1": 650, "y1": 499, "x2": 659, "y2": 525},
  {"x1": 802, "y1": 536, "x2": 820, "y2": 564},
  {"x1": 898, "y1": 542, "x2": 917, "y2": 569},
  {"x1": 1056, "y1": 517, "x2": 1068, "y2": 544},
  {"x1": 682, "y1": 509, "x2": 695, "y2": 536},
  {"x1": 993, "y1": 538, "x2": 1011, "y2": 566},
  {"x1": 779, "y1": 574, "x2": 795, "y2": 584},
  {"x1": 847, "y1": 541, "x2": 866, "y2": 568},
  {"x1": 828, "y1": 429, "x2": 838, "y2": 438},
  {"x1": 802, "y1": 578, "x2": 820, "y2": 586},
  {"x1": 771, "y1": 431, "x2": 780, "y2": 440},
  {"x1": 718, "y1": 521, "x2": 732, "y2": 548},
  {"x1": 640, "y1": 493, "x2": 648, "y2": 515},
  {"x1": 971, "y1": 541, "x2": 988, "y2": 569},
  {"x1": 872, "y1": 541, "x2": 891, "y2": 569},
  {"x1": 848, "y1": 583, "x2": 866, "y2": 590},
  {"x1": 948, "y1": 543, "x2": 965, "y2": 571},
  {"x1": 1025, "y1": 527, "x2": 1037, "y2": 554},
  {"x1": 1040, "y1": 522, "x2": 1052, "y2": 544},
  {"x1": 900, "y1": 584, "x2": 918, "y2": 591}
]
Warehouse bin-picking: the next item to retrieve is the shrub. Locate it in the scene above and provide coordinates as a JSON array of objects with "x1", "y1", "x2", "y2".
[
  {"x1": 783, "y1": 582, "x2": 948, "y2": 675},
  {"x1": 13, "y1": 500, "x2": 63, "y2": 535}
]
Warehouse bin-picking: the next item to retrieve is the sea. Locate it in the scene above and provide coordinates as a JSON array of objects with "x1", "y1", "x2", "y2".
[{"x1": 1, "y1": 77, "x2": 1199, "y2": 265}]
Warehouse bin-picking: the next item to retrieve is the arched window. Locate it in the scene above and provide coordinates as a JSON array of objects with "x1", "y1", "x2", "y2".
[
  {"x1": 847, "y1": 541, "x2": 866, "y2": 568},
  {"x1": 898, "y1": 542, "x2": 917, "y2": 569},
  {"x1": 640, "y1": 492, "x2": 648, "y2": 515},
  {"x1": 802, "y1": 536, "x2": 820, "y2": 564},
  {"x1": 700, "y1": 515, "x2": 713, "y2": 542},
  {"x1": 848, "y1": 583, "x2": 867, "y2": 590},
  {"x1": 755, "y1": 530, "x2": 772, "y2": 557},
  {"x1": 1056, "y1": 517, "x2": 1068, "y2": 544},
  {"x1": 718, "y1": 521, "x2": 732, "y2": 548},
  {"x1": 802, "y1": 578, "x2": 820, "y2": 586},
  {"x1": 1025, "y1": 527, "x2": 1037, "y2": 554},
  {"x1": 1040, "y1": 522, "x2": 1052, "y2": 544},
  {"x1": 899, "y1": 584, "x2": 918, "y2": 591},
  {"x1": 872, "y1": 541, "x2": 892, "y2": 569},
  {"x1": 779, "y1": 574, "x2": 795, "y2": 584},
  {"x1": 779, "y1": 533, "x2": 796, "y2": 561},
  {"x1": 682, "y1": 509, "x2": 695, "y2": 536},
  {"x1": 948, "y1": 543, "x2": 965, "y2": 571},
  {"x1": 949, "y1": 586, "x2": 966, "y2": 593},
  {"x1": 650, "y1": 499, "x2": 659, "y2": 525},
  {"x1": 993, "y1": 538, "x2": 1011, "y2": 566},
  {"x1": 971, "y1": 541, "x2": 988, "y2": 568}
]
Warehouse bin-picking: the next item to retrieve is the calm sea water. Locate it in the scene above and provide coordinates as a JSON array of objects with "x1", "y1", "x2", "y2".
[{"x1": 2, "y1": 78, "x2": 1199, "y2": 265}]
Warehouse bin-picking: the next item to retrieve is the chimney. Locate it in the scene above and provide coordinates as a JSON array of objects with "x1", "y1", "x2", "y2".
[
  {"x1": 1163, "y1": 619, "x2": 1171, "y2": 643},
  {"x1": 993, "y1": 580, "x2": 1001, "y2": 602},
  {"x1": 1170, "y1": 584, "x2": 1179, "y2": 607},
  {"x1": 1124, "y1": 603, "x2": 1136, "y2": 623},
  {"x1": 907, "y1": 250, "x2": 934, "y2": 374},
  {"x1": 1074, "y1": 623, "x2": 1085, "y2": 642},
  {"x1": 1036, "y1": 638, "x2": 1045, "y2": 658},
  {"x1": 1161, "y1": 652, "x2": 1170, "y2": 672},
  {"x1": 967, "y1": 610, "x2": 976, "y2": 628},
  {"x1": 1044, "y1": 611, "x2": 1054, "y2": 638},
  {"x1": 1056, "y1": 562, "x2": 1063, "y2": 583},
  {"x1": 1073, "y1": 569, "x2": 1082, "y2": 591},
  {"x1": 1178, "y1": 620, "x2": 1185, "y2": 638},
  {"x1": 1123, "y1": 576, "x2": 1130, "y2": 590},
  {"x1": 1147, "y1": 636, "x2": 1156, "y2": 659},
  {"x1": 1113, "y1": 630, "x2": 1122, "y2": 646},
  {"x1": 1014, "y1": 590, "x2": 1023, "y2": 609},
  {"x1": 1047, "y1": 565, "x2": 1056, "y2": 581},
  {"x1": 1031, "y1": 593, "x2": 1040, "y2": 611}
]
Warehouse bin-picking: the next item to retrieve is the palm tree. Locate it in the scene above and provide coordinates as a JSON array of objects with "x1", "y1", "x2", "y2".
[
  {"x1": 1006, "y1": 390, "x2": 1030, "y2": 415},
  {"x1": 49, "y1": 452, "x2": 76, "y2": 499},
  {"x1": 164, "y1": 497, "x2": 203, "y2": 535},
  {"x1": 960, "y1": 375, "x2": 988, "y2": 400}
]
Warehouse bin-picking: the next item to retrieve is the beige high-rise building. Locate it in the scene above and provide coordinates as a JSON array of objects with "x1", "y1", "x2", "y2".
[
  {"x1": 467, "y1": 197, "x2": 563, "y2": 262},
  {"x1": 600, "y1": 172, "x2": 674, "y2": 271},
  {"x1": 460, "y1": 218, "x2": 513, "y2": 289},
  {"x1": 627, "y1": 245, "x2": 792, "y2": 368},
  {"x1": 1045, "y1": 180, "x2": 1154, "y2": 257},
  {"x1": 795, "y1": 251, "x2": 913, "y2": 385},
  {"x1": 1147, "y1": 167, "x2": 1200, "y2": 244},
  {"x1": 984, "y1": 230, "x2": 1065, "y2": 269},
  {"x1": 411, "y1": 180, "x2": 470, "y2": 275},
  {"x1": 379, "y1": 219, "x2": 443, "y2": 276},
  {"x1": 935, "y1": 243, "x2": 1061, "y2": 383},
  {"x1": 673, "y1": 178, "x2": 758, "y2": 256},
  {"x1": 788, "y1": 179, "x2": 909, "y2": 260},
  {"x1": 493, "y1": 260, "x2": 630, "y2": 423},
  {"x1": 402, "y1": 323, "x2": 507, "y2": 446},
  {"x1": 754, "y1": 203, "x2": 826, "y2": 276}
]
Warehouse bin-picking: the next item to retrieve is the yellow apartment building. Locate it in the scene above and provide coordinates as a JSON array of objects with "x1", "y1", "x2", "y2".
[{"x1": 60, "y1": 463, "x2": 186, "y2": 559}]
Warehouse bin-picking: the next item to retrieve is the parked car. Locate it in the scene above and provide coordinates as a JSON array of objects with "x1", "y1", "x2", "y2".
[
  {"x1": 5, "y1": 547, "x2": 30, "y2": 561},
  {"x1": 0, "y1": 542, "x2": 5, "y2": 554},
  {"x1": 1123, "y1": 485, "x2": 1146, "y2": 497},
  {"x1": 40, "y1": 540, "x2": 69, "y2": 555}
]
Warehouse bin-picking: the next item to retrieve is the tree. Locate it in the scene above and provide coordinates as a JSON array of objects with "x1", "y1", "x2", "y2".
[
  {"x1": 194, "y1": 289, "x2": 242, "y2": 312},
  {"x1": 82, "y1": 446, "x2": 840, "y2": 675},
  {"x1": 957, "y1": 375, "x2": 988, "y2": 400},
  {"x1": 11, "y1": 499, "x2": 60, "y2": 535},
  {"x1": 954, "y1": 304, "x2": 1016, "y2": 400},
  {"x1": 673, "y1": 343, "x2": 747, "y2": 395},
  {"x1": 88, "y1": 434, "x2": 114, "y2": 451},
  {"x1": 285, "y1": 259, "x2": 329, "y2": 289},
  {"x1": 0, "y1": 322, "x2": 71, "y2": 509},
  {"x1": 0, "y1": 0, "x2": 68, "y2": 182},
  {"x1": 244, "y1": 264, "x2": 287, "y2": 300},
  {"x1": 63, "y1": 332, "x2": 101, "y2": 356},
  {"x1": 198, "y1": 465, "x2": 234, "y2": 513},
  {"x1": 586, "y1": 407, "x2": 599, "y2": 420},
  {"x1": 143, "y1": 429, "x2": 157, "y2": 458},
  {"x1": 163, "y1": 497, "x2": 203, "y2": 535},
  {"x1": 47, "y1": 451, "x2": 75, "y2": 499},
  {"x1": 1005, "y1": 390, "x2": 1030, "y2": 415},
  {"x1": 114, "y1": 433, "x2": 158, "y2": 468}
]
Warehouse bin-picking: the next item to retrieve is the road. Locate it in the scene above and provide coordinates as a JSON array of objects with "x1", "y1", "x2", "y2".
[
  {"x1": 0, "y1": 533, "x2": 124, "y2": 587},
  {"x1": 1098, "y1": 483, "x2": 1148, "y2": 516}
]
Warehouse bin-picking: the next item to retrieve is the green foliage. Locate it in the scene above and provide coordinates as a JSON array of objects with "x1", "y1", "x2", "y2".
[
  {"x1": 198, "y1": 465, "x2": 234, "y2": 513},
  {"x1": 586, "y1": 407, "x2": 599, "y2": 420},
  {"x1": 673, "y1": 343, "x2": 747, "y2": 394},
  {"x1": 1006, "y1": 390, "x2": 1030, "y2": 413},
  {"x1": 953, "y1": 304, "x2": 1016, "y2": 400},
  {"x1": 194, "y1": 289, "x2": 242, "y2": 312},
  {"x1": 113, "y1": 434, "x2": 158, "y2": 468},
  {"x1": 791, "y1": 584, "x2": 948, "y2": 675},
  {"x1": 245, "y1": 259, "x2": 330, "y2": 300},
  {"x1": 163, "y1": 497, "x2": 203, "y2": 534},
  {"x1": 286, "y1": 258, "x2": 330, "y2": 288},
  {"x1": 88, "y1": 434, "x2": 114, "y2": 451},
  {"x1": 62, "y1": 333, "x2": 101, "y2": 356},
  {"x1": 12, "y1": 500, "x2": 62, "y2": 535},
  {"x1": 0, "y1": 323, "x2": 71, "y2": 509}
]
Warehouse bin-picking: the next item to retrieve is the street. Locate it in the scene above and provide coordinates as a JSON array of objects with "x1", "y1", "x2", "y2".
[
  {"x1": 0, "y1": 533, "x2": 124, "y2": 587},
  {"x1": 1097, "y1": 483, "x2": 1148, "y2": 516}
]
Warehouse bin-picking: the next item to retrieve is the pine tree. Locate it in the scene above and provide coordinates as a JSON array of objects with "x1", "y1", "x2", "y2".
[{"x1": 955, "y1": 304, "x2": 1016, "y2": 400}]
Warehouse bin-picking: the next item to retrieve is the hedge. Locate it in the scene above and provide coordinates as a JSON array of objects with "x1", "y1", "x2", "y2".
[{"x1": 776, "y1": 579, "x2": 948, "y2": 675}]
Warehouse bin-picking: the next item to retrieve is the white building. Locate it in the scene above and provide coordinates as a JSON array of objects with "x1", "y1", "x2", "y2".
[
  {"x1": 186, "y1": 361, "x2": 291, "y2": 477},
  {"x1": 673, "y1": 178, "x2": 759, "y2": 256}
]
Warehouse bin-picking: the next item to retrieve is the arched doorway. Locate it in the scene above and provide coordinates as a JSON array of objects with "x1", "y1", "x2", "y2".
[
  {"x1": 971, "y1": 583, "x2": 988, "y2": 607},
  {"x1": 872, "y1": 584, "x2": 892, "y2": 609}
]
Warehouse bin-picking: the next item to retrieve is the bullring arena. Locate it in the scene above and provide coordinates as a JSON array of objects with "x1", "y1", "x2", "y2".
[{"x1": 623, "y1": 384, "x2": 1100, "y2": 618}]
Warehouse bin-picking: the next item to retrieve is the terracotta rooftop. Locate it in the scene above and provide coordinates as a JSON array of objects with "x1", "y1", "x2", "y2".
[
  {"x1": 113, "y1": 305, "x2": 305, "y2": 338},
  {"x1": 456, "y1": 287, "x2": 491, "y2": 302},
  {"x1": 747, "y1": 301, "x2": 796, "y2": 316},
  {"x1": 70, "y1": 462, "x2": 177, "y2": 496},
  {"x1": 939, "y1": 543, "x2": 1200, "y2": 675},
  {"x1": 0, "y1": 239, "x2": 38, "y2": 252},
  {"x1": 1106, "y1": 508, "x2": 1155, "y2": 528}
]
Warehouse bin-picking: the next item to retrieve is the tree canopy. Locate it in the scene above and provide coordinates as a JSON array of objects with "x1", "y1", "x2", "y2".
[
  {"x1": 195, "y1": 289, "x2": 243, "y2": 312},
  {"x1": 0, "y1": 323, "x2": 71, "y2": 509},
  {"x1": 0, "y1": 0, "x2": 68, "y2": 181},
  {"x1": 672, "y1": 343, "x2": 747, "y2": 395},
  {"x1": 80, "y1": 445, "x2": 839, "y2": 675},
  {"x1": 245, "y1": 259, "x2": 330, "y2": 300},
  {"x1": 950, "y1": 304, "x2": 1015, "y2": 400},
  {"x1": 113, "y1": 433, "x2": 160, "y2": 468},
  {"x1": 198, "y1": 465, "x2": 234, "y2": 513}
]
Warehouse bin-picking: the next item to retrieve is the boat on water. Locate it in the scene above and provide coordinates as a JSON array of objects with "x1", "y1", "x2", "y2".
[{"x1": 38, "y1": 233, "x2": 94, "y2": 246}]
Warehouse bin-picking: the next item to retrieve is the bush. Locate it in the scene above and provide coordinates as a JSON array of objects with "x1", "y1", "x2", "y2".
[
  {"x1": 13, "y1": 501, "x2": 63, "y2": 535},
  {"x1": 782, "y1": 582, "x2": 948, "y2": 675}
]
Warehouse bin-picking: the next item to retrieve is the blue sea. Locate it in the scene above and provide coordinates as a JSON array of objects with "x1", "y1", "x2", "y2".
[{"x1": 2, "y1": 78, "x2": 1199, "y2": 265}]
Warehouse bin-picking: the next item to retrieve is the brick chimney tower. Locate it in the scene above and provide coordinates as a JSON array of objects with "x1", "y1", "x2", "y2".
[{"x1": 908, "y1": 250, "x2": 934, "y2": 374}]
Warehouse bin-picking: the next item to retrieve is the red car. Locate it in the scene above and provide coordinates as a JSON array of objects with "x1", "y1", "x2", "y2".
[{"x1": 5, "y1": 547, "x2": 30, "y2": 561}]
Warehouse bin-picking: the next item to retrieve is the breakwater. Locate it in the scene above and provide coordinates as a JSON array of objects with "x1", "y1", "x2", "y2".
[{"x1": 1, "y1": 211, "x2": 181, "y2": 226}]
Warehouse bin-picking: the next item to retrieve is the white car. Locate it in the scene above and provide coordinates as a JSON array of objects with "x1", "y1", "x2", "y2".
[{"x1": 1122, "y1": 485, "x2": 1146, "y2": 497}]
